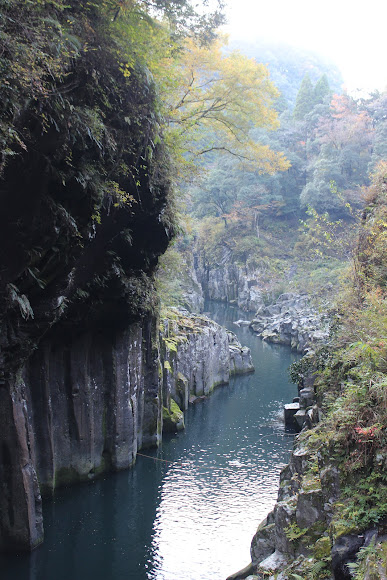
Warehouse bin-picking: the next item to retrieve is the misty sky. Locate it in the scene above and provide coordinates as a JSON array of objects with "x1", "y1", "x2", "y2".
[{"x1": 222, "y1": 0, "x2": 387, "y2": 94}]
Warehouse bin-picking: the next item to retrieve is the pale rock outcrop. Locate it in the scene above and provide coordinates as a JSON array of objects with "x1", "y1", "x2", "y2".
[
  {"x1": 160, "y1": 310, "x2": 254, "y2": 430},
  {"x1": 196, "y1": 263, "x2": 265, "y2": 312},
  {"x1": 250, "y1": 293, "x2": 330, "y2": 353}
]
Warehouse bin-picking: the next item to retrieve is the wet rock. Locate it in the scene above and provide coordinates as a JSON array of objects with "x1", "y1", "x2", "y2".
[
  {"x1": 251, "y1": 511, "x2": 276, "y2": 566},
  {"x1": 162, "y1": 399, "x2": 185, "y2": 433}
]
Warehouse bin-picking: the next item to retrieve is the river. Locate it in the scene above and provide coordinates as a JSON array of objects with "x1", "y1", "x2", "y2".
[{"x1": 1, "y1": 301, "x2": 300, "y2": 580}]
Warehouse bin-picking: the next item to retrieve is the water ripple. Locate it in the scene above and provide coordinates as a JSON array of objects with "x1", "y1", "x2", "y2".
[{"x1": 146, "y1": 303, "x2": 299, "y2": 580}]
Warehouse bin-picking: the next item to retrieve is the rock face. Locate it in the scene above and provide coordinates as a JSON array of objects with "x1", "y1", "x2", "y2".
[
  {"x1": 0, "y1": 16, "x2": 175, "y2": 552},
  {"x1": 245, "y1": 438, "x2": 332, "y2": 579},
  {"x1": 1, "y1": 301, "x2": 253, "y2": 555},
  {"x1": 25, "y1": 321, "x2": 161, "y2": 494},
  {"x1": 197, "y1": 262, "x2": 265, "y2": 312},
  {"x1": 250, "y1": 293, "x2": 330, "y2": 353},
  {"x1": 160, "y1": 310, "x2": 254, "y2": 425},
  {"x1": 181, "y1": 255, "x2": 205, "y2": 313}
]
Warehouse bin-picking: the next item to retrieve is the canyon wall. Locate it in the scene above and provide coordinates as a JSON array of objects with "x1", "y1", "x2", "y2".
[
  {"x1": 0, "y1": 15, "x2": 174, "y2": 551},
  {"x1": 196, "y1": 262, "x2": 265, "y2": 313},
  {"x1": 161, "y1": 310, "x2": 254, "y2": 417}
]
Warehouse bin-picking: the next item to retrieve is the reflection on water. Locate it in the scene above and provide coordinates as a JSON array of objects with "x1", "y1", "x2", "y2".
[
  {"x1": 146, "y1": 301, "x2": 300, "y2": 580},
  {"x1": 0, "y1": 301, "x2": 299, "y2": 580}
]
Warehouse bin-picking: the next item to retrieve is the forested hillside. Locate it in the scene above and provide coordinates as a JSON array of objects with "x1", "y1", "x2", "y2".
[
  {"x1": 162, "y1": 69, "x2": 387, "y2": 308},
  {"x1": 229, "y1": 39, "x2": 343, "y2": 107}
]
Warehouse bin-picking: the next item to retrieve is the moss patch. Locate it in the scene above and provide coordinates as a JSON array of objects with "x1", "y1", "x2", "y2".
[{"x1": 163, "y1": 399, "x2": 185, "y2": 433}]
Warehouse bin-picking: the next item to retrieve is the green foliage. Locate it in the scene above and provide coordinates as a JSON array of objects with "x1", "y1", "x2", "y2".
[
  {"x1": 313, "y1": 74, "x2": 331, "y2": 106},
  {"x1": 164, "y1": 360, "x2": 172, "y2": 372},
  {"x1": 300, "y1": 94, "x2": 373, "y2": 215},
  {"x1": 285, "y1": 522, "x2": 308, "y2": 541},
  {"x1": 163, "y1": 337, "x2": 178, "y2": 353},
  {"x1": 293, "y1": 73, "x2": 314, "y2": 121},
  {"x1": 296, "y1": 198, "x2": 358, "y2": 260},
  {"x1": 347, "y1": 540, "x2": 387, "y2": 579},
  {"x1": 162, "y1": 35, "x2": 289, "y2": 176},
  {"x1": 285, "y1": 168, "x2": 387, "y2": 560},
  {"x1": 289, "y1": 347, "x2": 332, "y2": 385}
]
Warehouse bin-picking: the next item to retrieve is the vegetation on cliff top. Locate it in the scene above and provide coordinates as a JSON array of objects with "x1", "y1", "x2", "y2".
[
  {"x1": 0, "y1": 0, "x2": 291, "y2": 320},
  {"x1": 286, "y1": 162, "x2": 387, "y2": 577}
]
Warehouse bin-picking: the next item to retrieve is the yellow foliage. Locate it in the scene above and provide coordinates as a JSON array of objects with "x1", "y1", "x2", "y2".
[{"x1": 158, "y1": 36, "x2": 290, "y2": 175}]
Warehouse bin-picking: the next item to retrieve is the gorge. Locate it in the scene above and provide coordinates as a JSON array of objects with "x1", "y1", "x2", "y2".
[
  {"x1": 0, "y1": 302, "x2": 299, "y2": 579},
  {"x1": 1, "y1": 2, "x2": 387, "y2": 579}
]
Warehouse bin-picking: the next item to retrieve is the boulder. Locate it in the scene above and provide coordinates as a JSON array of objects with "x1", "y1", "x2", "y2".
[
  {"x1": 257, "y1": 551, "x2": 288, "y2": 574},
  {"x1": 251, "y1": 511, "x2": 276, "y2": 565},
  {"x1": 299, "y1": 387, "x2": 315, "y2": 408},
  {"x1": 249, "y1": 293, "x2": 330, "y2": 353},
  {"x1": 162, "y1": 399, "x2": 185, "y2": 433},
  {"x1": 296, "y1": 488, "x2": 324, "y2": 529},
  {"x1": 284, "y1": 402, "x2": 300, "y2": 429}
]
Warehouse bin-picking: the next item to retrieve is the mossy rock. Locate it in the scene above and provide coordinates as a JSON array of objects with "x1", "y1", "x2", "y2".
[
  {"x1": 313, "y1": 536, "x2": 331, "y2": 559},
  {"x1": 163, "y1": 399, "x2": 185, "y2": 433}
]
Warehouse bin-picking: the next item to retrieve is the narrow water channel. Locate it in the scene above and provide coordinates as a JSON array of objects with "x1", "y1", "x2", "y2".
[{"x1": 1, "y1": 301, "x2": 300, "y2": 580}]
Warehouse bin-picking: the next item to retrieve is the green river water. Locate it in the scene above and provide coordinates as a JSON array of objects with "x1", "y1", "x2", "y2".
[{"x1": 1, "y1": 301, "x2": 300, "y2": 580}]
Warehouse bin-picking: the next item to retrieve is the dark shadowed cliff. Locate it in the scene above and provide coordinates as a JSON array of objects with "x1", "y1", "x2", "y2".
[{"x1": 0, "y1": 1, "x2": 174, "y2": 552}]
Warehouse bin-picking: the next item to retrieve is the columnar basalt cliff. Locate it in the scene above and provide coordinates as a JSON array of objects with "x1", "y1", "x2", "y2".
[
  {"x1": 0, "y1": 5, "x2": 175, "y2": 551},
  {"x1": 160, "y1": 310, "x2": 254, "y2": 427},
  {"x1": 196, "y1": 261, "x2": 265, "y2": 312}
]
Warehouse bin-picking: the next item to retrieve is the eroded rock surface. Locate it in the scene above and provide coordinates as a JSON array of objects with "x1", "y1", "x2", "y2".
[
  {"x1": 160, "y1": 310, "x2": 254, "y2": 430},
  {"x1": 250, "y1": 293, "x2": 330, "y2": 352},
  {"x1": 196, "y1": 263, "x2": 265, "y2": 312}
]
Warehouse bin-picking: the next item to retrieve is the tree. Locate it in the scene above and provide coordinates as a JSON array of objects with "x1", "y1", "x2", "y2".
[
  {"x1": 313, "y1": 74, "x2": 331, "y2": 106},
  {"x1": 293, "y1": 73, "x2": 314, "y2": 120},
  {"x1": 300, "y1": 94, "x2": 373, "y2": 214},
  {"x1": 162, "y1": 37, "x2": 290, "y2": 174},
  {"x1": 109, "y1": 0, "x2": 225, "y2": 42},
  {"x1": 191, "y1": 162, "x2": 237, "y2": 223},
  {"x1": 0, "y1": 0, "x2": 225, "y2": 173},
  {"x1": 366, "y1": 91, "x2": 387, "y2": 169}
]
